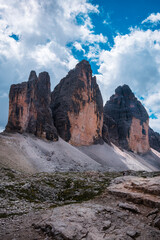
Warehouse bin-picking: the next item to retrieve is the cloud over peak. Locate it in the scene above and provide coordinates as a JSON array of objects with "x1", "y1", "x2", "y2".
[
  {"x1": 96, "y1": 26, "x2": 160, "y2": 131},
  {"x1": 0, "y1": 1, "x2": 160, "y2": 133},
  {"x1": 0, "y1": 0, "x2": 107, "y2": 128}
]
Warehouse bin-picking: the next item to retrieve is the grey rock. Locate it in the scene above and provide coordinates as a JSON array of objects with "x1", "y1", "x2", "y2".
[
  {"x1": 126, "y1": 230, "x2": 140, "y2": 238},
  {"x1": 147, "y1": 208, "x2": 159, "y2": 217},
  {"x1": 118, "y1": 202, "x2": 140, "y2": 213},
  {"x1": 109, "y1": 176, "x2": 160, "y2": 209},
  {"x1": 102, "y1": 220, "x2": 111, "y2": 230},
  {"x1": 154, "y1": 217, "x2": 160, "y2": 229}
]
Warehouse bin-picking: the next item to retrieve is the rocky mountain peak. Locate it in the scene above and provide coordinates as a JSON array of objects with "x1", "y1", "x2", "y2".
[
  {"x1": 38, "y1": 71, "x2": 50, "y2": 82},
  {"x1": 115, "y1": 84, "x2": 135, "y2": 99},
  {"x1": 103, "y1": 84, "x2": 150, "y2": 153},
  {"x1": 66, "y1": 60, "x2": 92, "y2": 87},
  {"x1": 51, "y1": 59, "x2": 103, "y2": 146},
  {"x1": 5, "y1": 71, "x2": 58, "y2": 141},
  {"x1": 28, "y1": 70, "x2": 37, "y2": 81},
  {"x1": 106, "y1": 84, "x2": 149, "y2": 123},
  {"x1": 75, "y1": 59, "x2": 92, "y2": 74}
]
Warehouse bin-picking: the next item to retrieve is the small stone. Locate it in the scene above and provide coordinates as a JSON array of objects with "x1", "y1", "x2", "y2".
[
  {"x1": 148, "y1": 213, "x2": 157, "y2": 223},
  {"x1": 126, "y1": 230, "x2": 140, "y2": 238},
  {"x1": 102, "y1": 220, "x2": 111, "y2": 230},
  {"x1": 154, "y1": 217, "x2": 160, "y2": 229},
  {"x1": 118, "y1": 202, "x2": 140, "y2": 213},
  {"x1": 147, "y1": 208, "x2": 159, "y2": 217},
  {"x1": 116, "y1": 211, "x2": 128, "y2": 219}
]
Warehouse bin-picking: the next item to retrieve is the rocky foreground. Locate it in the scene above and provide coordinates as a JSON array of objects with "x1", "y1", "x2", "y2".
[{"x1": 0, "y1": 168, "x2": 160, "y2": 240}]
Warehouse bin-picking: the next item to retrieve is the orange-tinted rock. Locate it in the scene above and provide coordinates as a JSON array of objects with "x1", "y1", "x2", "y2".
[
  {"x1": 103, "y1": 85, "x2": 150, "y2": 153},
  {"x1": 51, "y1": 60, "x2": 103, "y2": 146},
  {"x1": 5, "y1": 71, "x2": 58, "y2": 141},
  {"x1": 127, "y1": 117, "x2": 149, "y2": 153}
]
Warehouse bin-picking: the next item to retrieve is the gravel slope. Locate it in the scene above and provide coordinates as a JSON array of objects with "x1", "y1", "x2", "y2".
[{"x1": 0, "y1": 132, "x2": 160, "y2": 173}]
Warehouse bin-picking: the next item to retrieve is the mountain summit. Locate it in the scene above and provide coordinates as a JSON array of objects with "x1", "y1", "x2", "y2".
[
  {"x1": 51, "y1": 60, "x2": 103, "y2": 146},
  {"x1": 103, "y1": 84, "x2": 150, "y2": 153},
  {"x1": 5, "y1": 71, "x2": 58, "y2": 141}
]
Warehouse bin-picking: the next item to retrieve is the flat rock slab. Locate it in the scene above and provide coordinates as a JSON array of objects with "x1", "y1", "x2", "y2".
[
  {"x1": 108, "y1": 176, "x2": 160, "y2": 208},
  {"x1": 35, "y1": 200, "x2": 160, "y2": 240}
]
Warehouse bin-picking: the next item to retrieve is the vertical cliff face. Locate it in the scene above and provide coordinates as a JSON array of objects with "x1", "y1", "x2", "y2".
[
  {"x1": 6, "y1": 71, "x2": 58, "y2": 141},
  {"x1": 102, "y1": 115, "x2": 118, "y2": 146},
  {"x1": 149, "y1": 127, "x2": 160, "y2": 152},
  {"x1": 103, "y1": 85, "x2": 150, "y2": 153},
  {"x1": 51, "y1": 60, "x2": 103, "y2": 146}
]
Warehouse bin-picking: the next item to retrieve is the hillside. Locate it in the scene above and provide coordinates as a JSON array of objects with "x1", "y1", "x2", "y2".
[{"x1": 1, "y1": 132, "x2": 160, "y2": 173}]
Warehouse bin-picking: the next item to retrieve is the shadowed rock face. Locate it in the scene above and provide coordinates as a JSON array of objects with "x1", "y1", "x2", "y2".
[
  {"x1": 149, "y1": 128, "x2": 160, "y2": 152},
  {"x1": 103, "y1": 85, "x2": 150, "y2": 153},
  {"x1": 5, "y1": 71, "x2": 58, "y2": 141},
  {"x1": 103, "y1": 115, "x2": 118, "y2": 146},
  {"x1": 51, "y1": 60, "x2": 103, "y2": 146}
]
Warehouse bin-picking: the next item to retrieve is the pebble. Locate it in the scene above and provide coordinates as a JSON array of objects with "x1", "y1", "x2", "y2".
[
  {"x1": 126, "y1": 230, "x2": 140, "y2": 238},
  {"x1": 102, "y1": 220, "x2": 111, "y2": 230}
]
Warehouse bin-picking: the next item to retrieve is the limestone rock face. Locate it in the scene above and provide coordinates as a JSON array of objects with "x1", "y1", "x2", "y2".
[
  {"x1": 149, "y1": 128, "x2": 160, "y2": 152},
  {"x1": 104, "y1": 85, "x2": 150, "y2": 153},
  {"x1": 51, "y1": 60, "x2": 103, "y2": 146},
  {"x1": 103, "y1": 114, "x2": 118, "y2": 145},
  {"x1": 5, "y1": 71, "x2": 58, "y2": 141}
]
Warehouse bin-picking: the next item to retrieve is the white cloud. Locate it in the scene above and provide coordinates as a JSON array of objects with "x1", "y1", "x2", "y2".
[
  {"x1": 0, "y1": 0, "x2": 106, "y2": 128},
  {"x1": 142, "y1": 13, "x2": 160, "y2": 24},
  {"x1": 97, "y1": 28, "x2": 160, "y2": 132},
  {"x1": 149, "y1": 115, "x2": 160, "y2": 132},
  {"x1": 143, "y1": 92, "x2": 160, "y2": 113},
  {"x1": 73, "y1": 42, "x2": 85, "y2": 53},
  {"x1": 86, "y1": 44, "x2": 101, "y2": 60},
  {"x1": 0, "y1": 0, "x2": 105, "y2": 76}
]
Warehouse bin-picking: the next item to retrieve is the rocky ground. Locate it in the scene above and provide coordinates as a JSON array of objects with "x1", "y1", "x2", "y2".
[{"x1": 0, "y1": 168, "x2": 160, "y2": 240}]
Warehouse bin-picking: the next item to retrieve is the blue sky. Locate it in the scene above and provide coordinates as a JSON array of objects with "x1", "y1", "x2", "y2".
[{"x1": 0, "y1": 0, "x2": 160, "y2": 132}]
